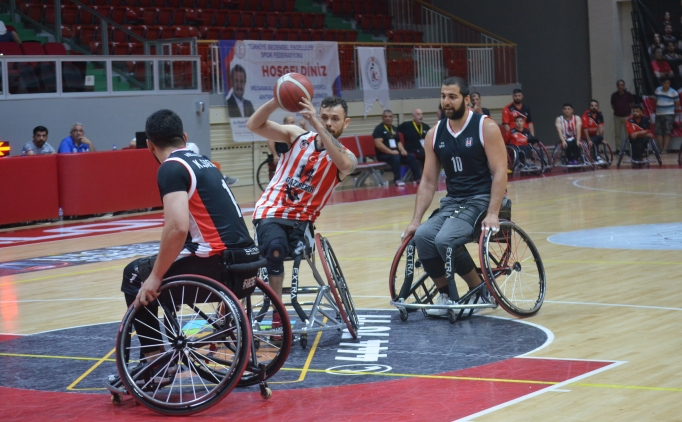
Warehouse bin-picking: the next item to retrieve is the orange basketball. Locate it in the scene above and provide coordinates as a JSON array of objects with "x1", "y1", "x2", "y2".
[{"x1": 273, "y1": 73, "x2": 314, "y2": 113}]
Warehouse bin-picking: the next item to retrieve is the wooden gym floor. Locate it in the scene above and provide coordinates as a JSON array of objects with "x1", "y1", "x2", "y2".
[{"x1": 1, "y1": 155, "x2": 681, "y2": 420}]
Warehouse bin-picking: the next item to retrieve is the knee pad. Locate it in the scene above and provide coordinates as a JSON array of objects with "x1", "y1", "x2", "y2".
[
  {"x1": 420, "y1": 257, "x2": 446, "y2": 279},
  {"x1": 445, "y1": 245, "x2": 475, "y2": 278},
  {"x1": 263, "y1": 238, "x2": 288, "y2": 275}
]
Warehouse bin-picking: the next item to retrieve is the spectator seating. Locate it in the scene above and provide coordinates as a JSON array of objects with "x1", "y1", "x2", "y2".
[{"x1": 339, "y1": 135, "x2": 389, "y2": 187}]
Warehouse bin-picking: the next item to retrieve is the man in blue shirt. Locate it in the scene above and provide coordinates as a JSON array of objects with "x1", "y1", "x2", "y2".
[
  {"x1": 22, "y1": 126, "x2": 56, "y2": 155},
  {"x1": 654, "y1": 78, "x2": 679, "y2": 153},
  {"x1": 58, "y1": 123, "x2": 97, "y2": 153}
]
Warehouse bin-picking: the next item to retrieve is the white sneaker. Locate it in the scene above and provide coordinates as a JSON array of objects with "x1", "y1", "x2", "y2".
[
  {"x1": 395, "y1": 180, "x2": 406, "y2": 187},
  {"x1": 425, "y1": 293, "x2": 452, "y2": 316}
]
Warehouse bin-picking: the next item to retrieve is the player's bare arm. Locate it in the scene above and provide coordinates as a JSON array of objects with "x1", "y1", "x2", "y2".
[
  {"x1": 481, "y1": 118, "x2": 508, "y2": 233},
  {"x1": 247, "y1": 98, "x2": 306, "y2": 145},
  {"x1": 298, "y1": 98, "x2": 357, "y2": 177},
  {"x1": 575, "y1": 118, "x2": 582, "y2": 143},
  {"x1": 135, "y1": 191, "x2": 189, "y2": 307},
  {"x1": 528, "y1": 122, "x2": 535, "y2": 137},
  {"x1": 555, "y1": 117, "x2": 567, "y2": 147},
  {"x1": 404, "y1": 127, "x2": 439, "y2": 238}
]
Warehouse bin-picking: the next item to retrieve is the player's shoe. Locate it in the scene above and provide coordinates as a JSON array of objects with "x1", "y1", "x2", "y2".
[{"x1": 425, "y1": 293, "x2": 452, "y2": 317}]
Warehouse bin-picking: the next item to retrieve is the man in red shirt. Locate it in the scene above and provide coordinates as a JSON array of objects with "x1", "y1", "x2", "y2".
[
  {"x1": 581, "y1": 99, "x2": 607, "y2": 164},
  {"x1": 651, "y1": 47, "x2": 674, "y2": 84},
  {"x1": 509, "y1": 115, "x2": 536, "y2": 168},
  {"x1": 502, "y1": 89, "x2": 535, "y2": 136},
  {"x1": 626, "y1": 104, "x2": 654, "y2": 161}
]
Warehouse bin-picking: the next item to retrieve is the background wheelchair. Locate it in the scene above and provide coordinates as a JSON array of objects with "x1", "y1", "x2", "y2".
[
  {"x1": 551, "y1": 140, "x2": 595, "y2": 171},
  {"x1": 587, "y1": 138, "x2": 613, "y2": 168},
  {"x1": 257, "y1": 227, "x2": 359, "y2": 349},
  {"x1": 107, "y1": 258, "x2": 293, "y2": 416},
  {"x1": 506, "y1": 143, "x2": 549, "y2": 176},
  {"x1": 389, "y1": 200, "x2": 546, "y2": 324},
  {"x1": 616, "y1": 136, "x2": 662, "y2": 168}
]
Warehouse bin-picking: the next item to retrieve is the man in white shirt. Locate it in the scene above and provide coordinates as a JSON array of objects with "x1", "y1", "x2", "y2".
[
  {"x1": 654, "y1": 77, "x2": 679, "y2": 153},
  {"x1": 226, "y1": 64, "x2": 254, "y2": 118}
]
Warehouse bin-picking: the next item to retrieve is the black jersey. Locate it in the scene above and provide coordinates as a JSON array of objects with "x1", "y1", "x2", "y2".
[
  {"x1": 432, "y1": 112, "x2": 492, "y2": 198},
  {"x1": 159, "y1": 148, "x2": 254, "y2": 257}
]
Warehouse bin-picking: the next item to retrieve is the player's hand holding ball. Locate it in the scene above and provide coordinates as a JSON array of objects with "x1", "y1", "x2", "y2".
[{"x1": 273, "y1": 73, "x2": 314, "y2": 113}]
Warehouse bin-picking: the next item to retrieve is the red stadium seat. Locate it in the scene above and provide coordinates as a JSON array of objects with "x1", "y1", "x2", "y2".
[
  {"x1": 249, "y1": 27, "x2": 262, "y2": 40},
  {"x1": 284, "y1": 0, "x2": 295, "y2": 12},
  {"x1": 310, "y1": 28, "x2": 323, "y2": 41},
  {"x1": 43, "y1": 42, "x2": 68, "y2": 55},
  {"x1": 21, "y1": 41, "x2": 45, "y2": 55},
  {"x1": 110, "y1": 27, "x2": 128, "y2": 42},
  {"x1": 138, "y1": 8, "x2": 157, "y2": 25},
  {"x1": 110, "y1": 6, "x2": 128, "y2": 24},
  {"x1": 253, "y1": 11, "x2": 267, "y2": 28},
  {"x1": 380, "y1": 15, "x2": 391, "y2": 30},
  {"x1": 274, "y1": 28, "x2": 288, "y2": 40},
  {"x1": 61, "y1": 5, "x2": 79, "y2": 25},
  {"x1": 77, "y1": 25, "x2": 99, "y2": 43},
  {"x1": 61, "y1": 25, "x2": 75, "y2": 39},
  {"x1": 240, "y1": 11, "x2": 254, "y2": 27},
  {"x1": 259, "y1": 0, "x2": 272, "y2": 12},
  {"x1": 288, "y1": 12, "x2": 302, "y2": 28},
  {"x1": 313, "y1": 13, "x2": 324, "y2": 29},
  {"x1": 298, "y1": 29, "x2": 312, "y2": 41},
  {"x1": 261, "y1": 27, "x2": 276, "y2": 40},
  {"x1": 212, "y1": 10, "x2": 228, "y2": 26},
  {"x1": 234, "y1": 27, "x2": 248, "y2": 40},
  {"x1": 43, "y1": 5, "x2": 55, "y2": 24},
  {"x1": 78, "y1": 6, "x2": 95, "y2": 24},
  {"x1": 272, "y1": 0, "x2": 284, "y2": 12},
  {"x1": 144, "y1": 25, "x2": 163, "y2": 39},
  {"x1": 221, "y1": 27, "x2": 235, "y2": 39},
  {"x1": 302, "y1": 13, "x2": 315, "y2": 29},
  {"x1": 266, "y1": 12, "x2": 279, "y2": 28},
  {"x1": 157, "y1": 8, "x2": 174, "y2": 25}
]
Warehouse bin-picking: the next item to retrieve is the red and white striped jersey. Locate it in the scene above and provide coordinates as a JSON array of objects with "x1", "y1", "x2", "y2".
[
  {"x1": 560, "y1": 115, "x2": 577, "y2": 140},
  {"x1": 253, "y1": 132, "x2": 345, "y2": 222}
]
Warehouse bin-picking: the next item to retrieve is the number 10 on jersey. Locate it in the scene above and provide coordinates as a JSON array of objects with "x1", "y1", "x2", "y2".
[{"x1": 451, "y1": 156, "x2": 463, "y2": 172}]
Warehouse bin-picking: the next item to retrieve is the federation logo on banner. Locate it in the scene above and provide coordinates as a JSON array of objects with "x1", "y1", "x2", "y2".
[
  {"x1": 235, "y1": 41, "x2": 246, "y2": 59},
  {"x1": 365, "y1": 56, "x2": 383, "y2": 90}
]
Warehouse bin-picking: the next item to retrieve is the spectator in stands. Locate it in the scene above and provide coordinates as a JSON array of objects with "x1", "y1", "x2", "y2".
[
  {"x1": 611, "y1": 79, "x2": 634, "y2": 149},
  {"x1": 555, "y1": 103, "x2": 582, "y2": 165},
  {"x1": 57, "y1": 123, "x2": 96, "y2": 153},
  {"x1": 509, "y1": 115, "x2": 535, "y2": 168},
  {"x1": 662, "y1": 24, "x2": 676, "y2": 46},
  {"x1": 226, "y1": 64, "x2": 254, "y2": 118},
  {"x1": 649, "y1": 33, "x2": 664, "y2": 57},
  {"x1": 0, "y1": 21, "x2": 21, "y2": 44},
  {"x1": 470, "y1": 92, "x2": 491, "y2": 116},
  {"x1": 397, "y1": 108, "x2": 430, "y2": 165},
  {"x1": 373, "y1": 110, "x2": 422, "y2": 186},
  {"x1": 665, "y1": 41, "x2": 682, "y2": 86},
  {"x1": 651, "y1": 47, "x2": 675, "y2": 85},
  {"x1": 582, "y1": 100, "x2": 607, "y2": 164},
  {"x1": 22, "y1": 126, "x2": 55, "y2": 155},
  {"x1": 654, "y1": 77, "x2": 679, "y2": 153},
  {"x1": 626, "y1": 104, "x2": 654, "y2": 161},
  {"x1": 502, "y1": 89, "x2": 534, "y2": 136}
]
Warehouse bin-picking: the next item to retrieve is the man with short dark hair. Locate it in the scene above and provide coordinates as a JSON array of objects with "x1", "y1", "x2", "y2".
[
  {"x1": 555, "y1": 103, "x2": 582, "y2": 165},
  {"x1": 626, "y1": 104, "x2": 654, "y2": 161},
  {"x1": 654, "y1": 77, "x2": 679, "y2": 153},
  {"x1": 404, "y1": 76, "x2": 507, "y2": 315},
  {"x1": 582, "y1": 100, "x2": 606, "y2": 164},
  {"x1": 502, "y1": 89, "x2": 534, "y2": 136},
  {"x1": 107, "y1": 109, "x2": 258, "y2": 388},
  {"x1": 470, "y1": 92, "x2": 490, "y2": 116},
  {"x1": 57, "y1": 123, "x2": 96, "y2": 153},
  {"x1": 226, "y1": 64, "x2": 254, "y2": 118},
  {"x1": 651, "y1": 47, "x2": 675, "y2": 84},
  {"x1": 22, "y1": 126, "x2": 55, "y2": 155},
  {"x1": 373, "y1": 110, "x2": 422, "y2": 186},
  {"x1": 509, "y1": 115, "x2": 535, "y2": 168},
  {"x1": 611, "y1": 80, "x2": 634, "y2": 148},
  {"x1": 397, "y1": 108, "x2": 430, "y2": 165}
]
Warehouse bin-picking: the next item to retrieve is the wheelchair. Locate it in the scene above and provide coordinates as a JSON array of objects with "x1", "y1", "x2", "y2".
[
  {"x1": 551, "y1": 140, "x2": 595, "y2": 171},
  {"x1": 616, "y1": 136, "x2": 662, "y2": 168},
  {"x1": 586, "y1": 137, "x2": 613, "y2": 168},
  {"x1": 506, "y1": 143, "x2": 549, "y2": 176},
  {"x1": 106, "y1": 257, "x2": 293, "y2": 416},
  {"x1": 257, "y1": 225, "x2": 359, "y2": 349},
  {"x1": 389, "y1": 199, "x2": 546, "y2": 324}
]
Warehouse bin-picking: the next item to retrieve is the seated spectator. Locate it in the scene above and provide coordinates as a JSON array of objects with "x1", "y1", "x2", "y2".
[
  {"x1": 662, "y1": 12, "x2": 672, "y2": 32},
  {"x1": 502, "y1": 89, "x2": 534, "y2": 136},
  {"x1": 397, "y1": 108, "x2": 430, "y2": 165},
  {"x1": 650, "y1": 33, "x2": 665, "y2": 57},
  {"x1": 654, "y1": 77, "x2": 679, "y2": 153},
  {"x1": 58, "y1": 123, "x2": 97, "y2": 153},
  {"x1": 651, "y1": 47, "x2": 675, "y2": 84},
  {"x1": 0, "y1": 21, "x2": 21, "y2": 44},
  {"x1": 470, "y1": 92, "x2": 491, "y2": 116},
  {"x1": 373, "y1": 110, "x2": 422, "y2": 186},
  {"x1": 555, "y1": 103, "x2": 582, "y2": 165},
  {"x1": 22, "y1": 126, "x2": 55, "y2": 155},
  {"x1": 664, "y1": 41, "x2": 682, "y2": 85},
  {"x1": 509, "y1": 115, "x2": 537, "y2": 167},
  {"x1": 581, "y1": 100, "x2": 607, "y2": 164},
  {"x1": 662, "y1": 24, "x2": 676, "y2": 46},
  {"x1": 626, "y1": 104, "x2": 654, "y2": 161}
]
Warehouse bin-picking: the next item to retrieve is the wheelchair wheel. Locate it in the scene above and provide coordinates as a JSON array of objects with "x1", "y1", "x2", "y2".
[
  {"x1": 115, "y1": 275, "x2": 251, "y2": 416},
  {"x1": 551, "y1": 143, "x2": 564, "y2": 168},
  {"x1": 536, "y1": 142, "x2": 552, "y2": 172},
  {"x1": 479, "y1": 222, "x2": 546, "y2": 318},
  {"x1": 649, "y1": 139, "x2": 663, "y2": 167},
  {"x1": 506, "y1": 145, "x2": 518, "y2": 175},
  {"x1": 389, "y1": 235, "x2": 438, "y2": 310},
  {"x1": 594, "y1": 141, "x2": 613, "y2": 167},
  {"x1": 256, "y1": 156, "x2": 275, "y2": 191},
  {"x1": 316, "y1": 233, "x2": 359, "y2": 338},
  {"x1": 238, "y1": 278, "x2": 292, "y2": 387},
  {"x1": 580, "y1": 141, "x2": 595, "y2": 170}
]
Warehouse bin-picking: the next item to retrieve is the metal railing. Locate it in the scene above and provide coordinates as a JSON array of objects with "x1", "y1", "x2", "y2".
[{"x1": 0, "y1": 55, "x2": 202, "y2": 98}]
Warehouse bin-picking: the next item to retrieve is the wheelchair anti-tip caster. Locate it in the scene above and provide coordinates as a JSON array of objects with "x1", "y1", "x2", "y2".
[
  {"x1": 399, "y1": 307, "x2": 408, "y2": 321},
  {"x1": 259, "y1": 384, "x2": 272, "y2": 399},
  {"x1": 111, "y1": 393, "x2": 122, "y2": 405},
  {"x1": 300, "y1": 333, "x2": 308, "y2": 349}
]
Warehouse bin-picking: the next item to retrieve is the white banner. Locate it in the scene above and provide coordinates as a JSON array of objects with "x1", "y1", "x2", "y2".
[
  {"x1": 220, "y1": 40, "x2": 342, "y2": 142},
  {"x1": 357, "y1": 47, "x2": 390, "y2": 117}
]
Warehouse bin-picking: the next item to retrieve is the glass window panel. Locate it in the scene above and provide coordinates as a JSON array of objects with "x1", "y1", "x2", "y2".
[
  {"x1": 61, "y1": 60, "x2": 107, "y2": 93},
  {"x1": 7, "y1": 60, "x2": 58, "y2": 95},
  {"x1": 159, "y1": 60, "x2": 198, "y2": 91},
  {"x1": 112, "y1": 60, "x2": 154, "y2": 92}
]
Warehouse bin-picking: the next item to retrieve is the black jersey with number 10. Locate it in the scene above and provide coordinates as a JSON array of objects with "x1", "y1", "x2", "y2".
[{"x1": 432, "y1": 112, "x2": 492, "y2": 198}]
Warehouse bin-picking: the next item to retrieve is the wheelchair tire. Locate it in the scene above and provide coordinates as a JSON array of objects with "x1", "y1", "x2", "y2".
[
  {"x1": 389, "y1": 235, "x2": 438, "y2": 311},
  {"x1": 115, "y1": 275, "x2": 251, "y2": 416},
  {"x1": 256, "y1": 156, "x2": 275, "y2": 191},
  {"x1": 551, "y1": 143, "x2": 564, "y2": 168},
  {"x1": 238, "y1": 278, "x2": 292, "y2": 387},
  {"x1": 316, "y1": 233, "x2": 359, "y2": 338},
  {"x1": 595, "y1": 142, "x2": 613, "y2": 167},
  {"x1": 479, "y1": 222, "x2": 546, "y2": 318},
  {"x1": 579, "y1": 141, "x2": 595, "y2": 170},
  {"x1": 649, "y1": 140, "x2": 663, "y2": 167}
]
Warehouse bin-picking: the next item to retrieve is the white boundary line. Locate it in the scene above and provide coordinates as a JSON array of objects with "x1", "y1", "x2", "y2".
[
  {"x1": 572, "y1": 173, "x2": 682, "y2": 197},
  {"x1": 545, "y1": 300, "x2": 682, "y2": 312},
  {"x1": 454, "y1": 360, "x2": 627, "y2": 421}
]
